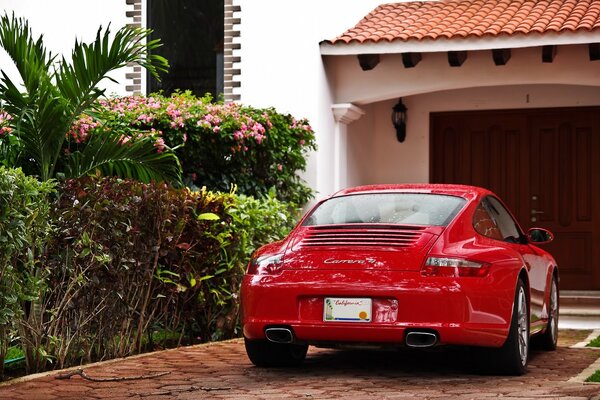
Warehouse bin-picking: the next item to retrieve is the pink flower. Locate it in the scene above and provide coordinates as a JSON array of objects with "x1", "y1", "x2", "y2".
[
  {"x1": 233, "y1": 131, "x2": 244, "y2": 140},
  {"x1": 154, "y1": 137, "x2": 166, "y2": 153},
  {"x1": 277, "y1": 164, "x2": 283, "y2": 171}
]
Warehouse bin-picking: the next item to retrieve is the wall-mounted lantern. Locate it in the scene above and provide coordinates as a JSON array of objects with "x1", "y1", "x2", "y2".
[{"x1": 392, "y1": 98, "x2": 407, "y2": 143}]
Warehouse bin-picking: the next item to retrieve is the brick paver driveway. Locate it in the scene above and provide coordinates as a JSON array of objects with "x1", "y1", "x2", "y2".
[{"x1": 1, "y1": 332, "x2": 599, "y2": 399}]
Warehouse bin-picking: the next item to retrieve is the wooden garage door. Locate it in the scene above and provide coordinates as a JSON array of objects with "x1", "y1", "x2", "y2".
[{"x1": 431, "y1": 107, "x2": 600, "y2": 290}]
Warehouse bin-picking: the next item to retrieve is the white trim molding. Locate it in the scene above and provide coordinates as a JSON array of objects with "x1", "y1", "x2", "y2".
[
  {"x1": 332, "y1": 103, "x2": 365, "y2": 124},
  {"x1": 331, "y1": 103, "x2": 364, "y2": 191}
]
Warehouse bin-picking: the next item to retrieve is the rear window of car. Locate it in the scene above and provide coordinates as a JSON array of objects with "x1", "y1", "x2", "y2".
[{"x1": 302, "y1": 193, "x2": 466, "y2": 227}]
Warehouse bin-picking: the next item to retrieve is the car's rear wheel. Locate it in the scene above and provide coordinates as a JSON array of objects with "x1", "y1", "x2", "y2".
[
  {"x1": 534, "y1": 275, "x2": 559, "y2": 350},
  {"x1": 492, "y1": 278, "x2": 529, "y2": 375},
  {"x1": 244, "y1": 338, "x2": 308, "y2": 367}
]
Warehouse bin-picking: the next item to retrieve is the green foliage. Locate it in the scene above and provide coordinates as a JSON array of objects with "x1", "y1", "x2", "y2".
[
  {"x1": 37, "y1": 177, "x2": 296, "y2": 368},
  {"x1": 585, "y1": 369, "x2": 600, "y2": 382},
  {"x1": 228, "y1": 189, "x2": 299, "y2": 263},
  {"x1": 0, "y1": 167, "x2": 54, "y2": 376},
  {"x1": 79, "y1": 92, "x2": 316, "y2": 204},
  {"x1": 0, "y1": 13, "x2": 179, "y2": 183},
  {"x1": 586, "y1": 335, "x2": 600, "y2": 347}
]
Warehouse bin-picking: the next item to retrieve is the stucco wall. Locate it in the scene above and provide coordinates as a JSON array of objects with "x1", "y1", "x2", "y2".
[
  {"x1": 326, "y1": 45, "x2": 600, "y2": 105},
  {"x1": 0, "y1": 0, "x2": 130, "y2": 96},
  {"x1": 237, "y1": 0, "x2": 386, "y2": 200}
]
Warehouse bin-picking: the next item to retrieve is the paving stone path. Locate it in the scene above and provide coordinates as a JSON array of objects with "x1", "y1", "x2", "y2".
[{"x1": 1, "y1": 331, "x2": 599, "y2": 399}]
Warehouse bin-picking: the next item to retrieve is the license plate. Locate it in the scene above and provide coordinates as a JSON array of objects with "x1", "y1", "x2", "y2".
[{"x1": 324, "y1": 297, "x2": 372, "y2": 322}]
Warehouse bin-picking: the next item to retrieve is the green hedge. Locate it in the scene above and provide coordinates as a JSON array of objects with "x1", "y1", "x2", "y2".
[
  {"x1": 37, "y1": 177, "x2": 294, "y2": 370},
  {"x1": 0, "y1": 167, "x2": 55, "y2": 376}
]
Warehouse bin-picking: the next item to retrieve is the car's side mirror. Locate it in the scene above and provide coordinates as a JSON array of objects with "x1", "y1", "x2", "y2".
[{"x1": 527, "y1": 228, "x2": 554, "y2": 244}]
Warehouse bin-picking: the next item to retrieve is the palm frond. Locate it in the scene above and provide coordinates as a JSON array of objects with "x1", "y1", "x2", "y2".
[
  {"x1": 65, "y1": 130, "x2": 181, "y2": 183},
  {"x1": 0, "y1": 14, "x2": 69, "y2": 180},
  {"x1": 0, "y1": 13, "x2": 54, "y2": 96},
  {"x1": 0, "y1": 13, "x2": 175, "y2": 183},
  {"x1": 56, "y1": 25, "x2": 169, "y2": 116}
]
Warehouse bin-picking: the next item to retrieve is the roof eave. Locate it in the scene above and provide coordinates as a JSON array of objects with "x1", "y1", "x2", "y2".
[{"x1": 320, "y1": 30, "x2": 600, "y2": 55}]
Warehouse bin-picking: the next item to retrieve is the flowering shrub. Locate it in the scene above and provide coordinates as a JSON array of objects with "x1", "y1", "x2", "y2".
[
  {"x1": 2, "y1": 93, "x2": 316, "y2": 204},
  {"x1": 0, "y1": 111, "x2": 18, "y2": 169},
  {"x1": 72, "y1": 92, "x2": 317, "y2": 205},
  {"x1": 0, "y1": 111, "x2": 12, "y2": 137}
]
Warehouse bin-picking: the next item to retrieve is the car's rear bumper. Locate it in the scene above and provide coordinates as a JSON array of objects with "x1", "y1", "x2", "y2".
[{"x1": 241, "y1": 269, "x2": 516, "y2": 348}]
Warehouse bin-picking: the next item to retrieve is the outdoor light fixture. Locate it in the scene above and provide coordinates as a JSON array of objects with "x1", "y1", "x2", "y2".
[{"x1": 392, "y1": 98, "x2": 407, "y2": 142}]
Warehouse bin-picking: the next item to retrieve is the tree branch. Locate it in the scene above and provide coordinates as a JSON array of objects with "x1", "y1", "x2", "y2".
[{"x1": 55, "y1": 368, "x2": 170, "y2": 382}]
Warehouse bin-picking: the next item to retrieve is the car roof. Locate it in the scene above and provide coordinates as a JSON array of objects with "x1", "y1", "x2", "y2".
[{"x1": 332, "y1": 184, "x2": 492, "y2": 199}]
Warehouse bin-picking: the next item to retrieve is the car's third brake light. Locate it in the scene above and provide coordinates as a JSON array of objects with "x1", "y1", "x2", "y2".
[
  {"x1": 247, "y1": 254, "x2": 283, "y2": 275},
  {"x1": 421, "y1": 257, "x2": 490, "y2": 277}
]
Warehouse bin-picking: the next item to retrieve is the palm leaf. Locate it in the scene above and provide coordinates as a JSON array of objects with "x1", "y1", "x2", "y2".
[
  {"x1": 65, "y1": 129, "x2": 181, "y2": 183},
  {"x1": 0, "y1": 15, "x2": 68, "y2": 180},
  {"x1": 56, "y1": 25, "x2": 168, "y2": 116},
  {"x1": 0, "y1": 12, "x2": 176, "y2": 183}
]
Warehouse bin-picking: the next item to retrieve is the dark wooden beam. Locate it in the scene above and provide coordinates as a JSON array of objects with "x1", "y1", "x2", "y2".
[
  {"x1": 589, "y1": 43, "x2": 600, "y2": 61},
  {"x1": 448, "y1": 51, "x2": 467, "y2": 67},
  {"x1": 492, "y1": 48, "x2": 511, "y2": 65},
  {"x1": 357, "y1": 54, "x2": 380, "y2": 70},
  {"x1": 542, "y1": 45, "x2": 557, "y2": 63},
  {"x1": 402, "y1": 52, "x2": 422, "y2": 68}
]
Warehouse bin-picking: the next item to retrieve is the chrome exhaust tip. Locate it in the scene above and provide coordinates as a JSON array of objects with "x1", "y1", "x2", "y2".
[
  {"x1": 405, "y1": 331, "x2": 438, "y2": 348},
  {"x1": 265, "y1": 327, "x2": 294, "y2": 344}
]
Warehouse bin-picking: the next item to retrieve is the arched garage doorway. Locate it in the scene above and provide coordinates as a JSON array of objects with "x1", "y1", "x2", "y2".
[{"x1": 431, "y1": 107, "x2": 600, "y2": 290}]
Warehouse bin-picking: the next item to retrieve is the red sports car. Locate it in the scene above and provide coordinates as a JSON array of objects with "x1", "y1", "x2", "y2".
[{"x1": 241, "y1": 184, "x2": 558, "y2": 375}]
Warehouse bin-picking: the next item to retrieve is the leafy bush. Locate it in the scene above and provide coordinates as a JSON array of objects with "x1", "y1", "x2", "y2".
[
  {"x1": 36, "y1": 177, "x2": 296, "y2": 369},
  {"x1": 0, "y1": 13, "x2": 175, "y2": 183},
  {"x1": 0, "y1": 167, "x2": 55, "y2": 376},
  {"x1": 68, "y1": 92, "x2": 316, "y2": 205}
]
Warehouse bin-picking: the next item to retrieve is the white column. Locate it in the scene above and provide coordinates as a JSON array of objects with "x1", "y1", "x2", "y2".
[{"x1": 331, "y1": 103, "x2": 364, "y2": 192}]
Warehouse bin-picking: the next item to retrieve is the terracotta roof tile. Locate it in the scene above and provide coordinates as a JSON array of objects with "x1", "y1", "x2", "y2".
[{"x1": 324, "y1": 0, "x2": 600, "y2": 45}]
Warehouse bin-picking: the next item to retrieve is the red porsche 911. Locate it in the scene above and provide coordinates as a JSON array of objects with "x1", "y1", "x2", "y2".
[{"x1": 241, "y1": 184, "x2": 558, "y2": 375}]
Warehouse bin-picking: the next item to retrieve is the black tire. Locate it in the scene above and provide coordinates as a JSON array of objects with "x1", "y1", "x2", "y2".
[
  {"x1": 533, "y1": 275, "x2": 559, "y2": 351},
  {"x1": 244, "y1": 338, "x2": 308, "y2": 367},
  {"x1": 492, "y1": 278, "x2": 530, "y2": 375}
]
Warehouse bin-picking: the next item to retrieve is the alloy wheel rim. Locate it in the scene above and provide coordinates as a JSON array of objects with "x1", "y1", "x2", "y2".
[
  {"x1": 549, "y1": 280, "x2": 558, "y2": 343},
  {"x1": 517, "y1": 287, "x2": 528, "y2": 366}
]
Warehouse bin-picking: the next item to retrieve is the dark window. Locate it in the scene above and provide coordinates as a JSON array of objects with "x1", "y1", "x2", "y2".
[
  {"x1": 147, "y1": 0, "x2": 224, "y2": 97},
  {"x1": 479, "y1": 196, "x2": 524, "y2": 243}
]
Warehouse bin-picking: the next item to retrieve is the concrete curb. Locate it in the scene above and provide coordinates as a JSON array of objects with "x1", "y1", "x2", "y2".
[{"x1": 569, "y1": 329, "x2": 600, "y2": 384}]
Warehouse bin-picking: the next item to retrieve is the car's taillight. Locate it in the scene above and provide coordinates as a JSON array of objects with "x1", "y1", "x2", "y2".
[
  {"x1": 421, "y1": 257, "x2": 490, "y2": 277},
  {"x1": 246, "y1": 254, "x2": 284, "y2": 275}
]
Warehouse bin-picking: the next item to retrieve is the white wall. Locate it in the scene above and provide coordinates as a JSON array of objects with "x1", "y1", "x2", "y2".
[
  {"x1": 346, "y1": 84, "x2": 600, "y2": 186},
  {"x1": 325, "y1": 42, "x2": 600, "y2": 196},
  {"x1": 325, "y1": 44, "x2": 600, "y2": 104},
  {"x1": 237, "y1": 0, "x2": 387, "y2": 199},
  {"x1": 0, "y1": 0, "x2": 130, "y2": 96},
  {"x1": 237, "y1": 1, "x2": 600, "y2": 201}
]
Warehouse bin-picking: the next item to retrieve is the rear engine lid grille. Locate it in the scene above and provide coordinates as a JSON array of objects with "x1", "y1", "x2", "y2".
[{"x1": 300, "y1": 224, "x2": 427, "y2": 249}]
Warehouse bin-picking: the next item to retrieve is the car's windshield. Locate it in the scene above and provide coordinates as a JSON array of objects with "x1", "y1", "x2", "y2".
[{"x1": 303, "y1": 193, "x2": 466, "y2": 227}]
